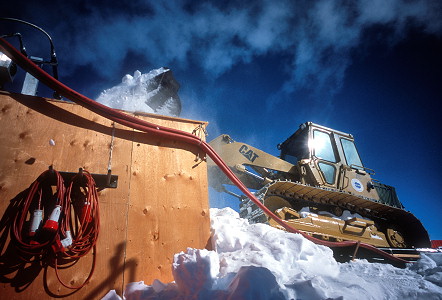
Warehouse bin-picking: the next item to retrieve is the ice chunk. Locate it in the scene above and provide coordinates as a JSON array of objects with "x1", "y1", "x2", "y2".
[{"x1": 96, "y1": 68, "x2": 181, "y2": 117}]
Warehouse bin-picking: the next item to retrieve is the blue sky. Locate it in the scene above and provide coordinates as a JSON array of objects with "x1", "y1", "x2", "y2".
[{"x1": 2, "y1": 1, "x2": 442, "y2": 240}]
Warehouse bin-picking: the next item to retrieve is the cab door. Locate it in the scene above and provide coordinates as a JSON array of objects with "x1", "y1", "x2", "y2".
[{"x1": 310, "y1": 129, "x2": 340, "y2": 188}]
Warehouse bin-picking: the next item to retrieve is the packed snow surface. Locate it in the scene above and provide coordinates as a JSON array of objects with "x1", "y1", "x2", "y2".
[
  {"x1": 103, "y1": 208, "x2": 442, "y2": 300},
  {"x1": 96, "y1": 68, "x2": 180, "y2": 116}
]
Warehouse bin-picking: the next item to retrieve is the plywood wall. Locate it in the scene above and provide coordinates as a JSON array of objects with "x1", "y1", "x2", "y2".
[{"x1": 0, "y1": 91, "x2": 211, "y2": 299}]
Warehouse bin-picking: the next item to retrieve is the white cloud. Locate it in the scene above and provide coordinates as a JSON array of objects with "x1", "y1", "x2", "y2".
[{"x1": 9, "y1": 0, "x2": 442, "y2": 98}]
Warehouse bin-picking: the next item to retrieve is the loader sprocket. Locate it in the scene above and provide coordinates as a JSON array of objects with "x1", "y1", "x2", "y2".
[{"x1": 386, "y1": 228, "x2": 407, "y2": 248}]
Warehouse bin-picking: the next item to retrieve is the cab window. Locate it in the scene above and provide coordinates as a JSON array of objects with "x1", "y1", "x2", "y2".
[
  {"x1": 280, "y1": 129, "x2": 309, "y2": 164},
  {"x1": 341, "y1": 138, "x2": 363, "y2": 168},
  {"x1": 312, "y1": 130, "x2": 336, "y2": 162},
  {"x1": 318, "y1": 162, "x2": 336, "y2": 184}
]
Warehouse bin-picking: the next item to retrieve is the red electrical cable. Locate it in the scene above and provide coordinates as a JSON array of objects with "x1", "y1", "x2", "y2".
[
  {"x1": 0, "y1": 37, "x2": 409, "y2": 265},
  {"x1": 54, "y1": 170, "x2": 99, "y2": 289},
  {"x1": 9, "y1": 166, "x2": 98, "y2": 290},
  {"x1": 63, "y1": 170, "x2": 99, "y2": 258},
  {"x1": 11, "y1": 169, "x2": 66, "y2": 261}
]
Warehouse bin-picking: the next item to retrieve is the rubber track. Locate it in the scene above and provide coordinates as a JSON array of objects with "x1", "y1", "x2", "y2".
[{"x1": 261, "y1": 180, "x2": 430, "y2": 248}]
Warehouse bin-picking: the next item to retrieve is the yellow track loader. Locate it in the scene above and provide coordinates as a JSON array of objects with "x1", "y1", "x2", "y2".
[{"x1": 208, "y1": 122, "x2": 430, "y2": 251}]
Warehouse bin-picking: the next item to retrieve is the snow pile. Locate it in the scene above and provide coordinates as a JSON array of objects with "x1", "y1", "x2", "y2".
[
  {"x1": 96, "y1": 68, "x2": 181, "y2": 116},
  {"x1": 103, "y1": 208, "x2": 442, "y2": 300},
  {"x1": 298, "y1": 207, "x2": 369, "y2": 221}
]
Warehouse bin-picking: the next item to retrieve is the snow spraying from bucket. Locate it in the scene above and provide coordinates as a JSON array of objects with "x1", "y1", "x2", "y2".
[{"x1": 96, "y1": 68, "x2": 181, "y2": 117}]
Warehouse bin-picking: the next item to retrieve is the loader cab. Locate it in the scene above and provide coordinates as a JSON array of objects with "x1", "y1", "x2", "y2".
[
  {"x1": 279, "y1": 122, "x2": 367, "y2": 191},
  {"x1": 279, "y1": 121, "x2": 404, "y2": 209}
]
